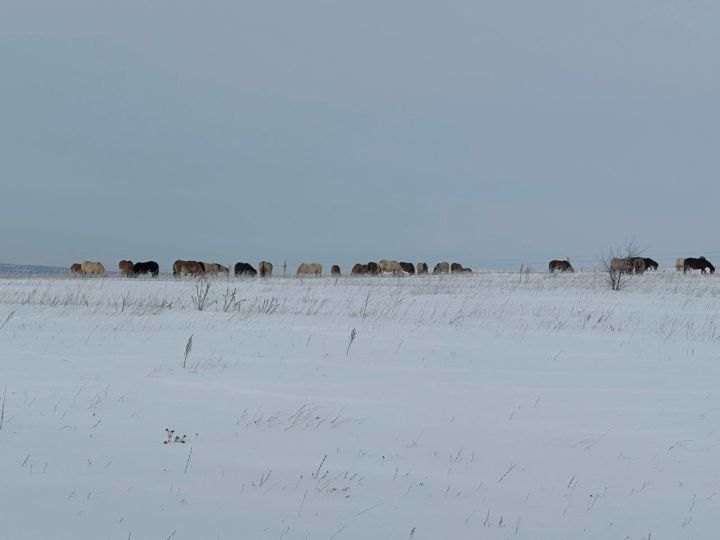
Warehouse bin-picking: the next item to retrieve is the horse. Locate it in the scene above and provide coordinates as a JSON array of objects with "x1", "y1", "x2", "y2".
[
  {"x1": 259, "y1": 261, "x2": 273, "y2": 277},
  {"x1": 433, "y1": 262, "x2": 450, "y2": 274},
  {"x1": 119, "y1": 260, "x2": 135, "y2": 277},
  {"x1": 378, "y1": 260, "x2": 403, "y2": 275},
  {"x1": 683, "y1": 256, "x2": 715, "y2": 274},
  {"x1": 399, "y1": 262, "x2": 415, "y2": 274},
  {"x1": 627, "y1": 257, "x2": 646, "y2": 274},
  {"x1": 643, "y1": 258, "x2": 659, "y2": 271},
  {"x1": 70, "y1": 263, "x2": 82, "y2": 275},
  {"x1": 549, "y1": 259, "x2": 573, "y2": 273},
  {"x1": 133, "y1": 261, "x2": 159, "y2": 277},
  {"x1": 81, "y1": 261, "x2": 106, "y2": 276},
  {"x1": 173, "y1": 260, "x2": 205, "y2": 277},
  {"x1": 612, "y1": 257, "x2": 645, "y2": 274},
  {"x1": 204, "y1": 263, "x2": 229, "y2": 276},
  {"x1": 610, "y1": 257, "x2": 629, "y2": 272},
  {"x1": 367, "y1": 262, "x2": 380, "y2": 275},
  {"x1": 451, "y1": 262, "x2": 471, "y2": 273},
  {"x1": 331, "y1": 265, "x2": 341, "y2": 276},
  {"x1": 297, "y1": 263, "x2": 322, "y2": 276},
  {"x1": 234, "y1": 262, "x2": 257, "y2": 276},
  {"x1": 351, "y1": 263, "x2": 369, "y2": 275},
  {"x1": 416, "y1": 262, "x2": 428, "y2": 274}
]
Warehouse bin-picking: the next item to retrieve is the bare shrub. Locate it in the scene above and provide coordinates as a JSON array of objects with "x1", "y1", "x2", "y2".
[
  {"x1": 258, "y1": 297, "x2": 280, "y2": 315},
  {"x1": 222, "y1": 286, "x2": 237, "y2": 312},
  {"x1": 600, "y1": 238, "x2": 643, "y2": 291},
  {"x1": 191, "y1": 279, "x2": 211, "y2": 311},
  {"x1": 183, "y1": 334, "x2": 193, "y2": 368}
]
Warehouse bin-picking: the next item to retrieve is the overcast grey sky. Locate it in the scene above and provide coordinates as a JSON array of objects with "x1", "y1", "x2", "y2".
[{"x1": 1, "y1": 1, "x2": 719, "y2": 270}]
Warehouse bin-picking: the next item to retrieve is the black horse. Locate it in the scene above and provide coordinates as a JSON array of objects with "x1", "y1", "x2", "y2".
[
  {"x1": 234, "y1": 262, "x2": 257, "y2": 276},
  {"x1": 549, "y1": 259, "x2": 574, "y2": 273},
  {"x1": 133, "y1": 261, "x2": 159, "y2": 277},
  {"x1": 683, "y1": 257, "x2": 715, "y2": 274},
  {"x1": 643, "y1": 258, "x2": 659, "y2": 271}
]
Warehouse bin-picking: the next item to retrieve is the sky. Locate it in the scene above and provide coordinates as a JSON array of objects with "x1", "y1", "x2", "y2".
[{"x1": 1, "y1": 0, "x2": 719, "y2": 271}]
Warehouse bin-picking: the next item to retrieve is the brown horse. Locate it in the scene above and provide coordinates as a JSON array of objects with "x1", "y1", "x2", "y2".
[
  {"x1": 683, "y1": 256, "x2": 715, "y2": 274},
  {"x1": 549, "y1": 259, "x2": 573, "y2": 273},
  {"x1": 331, "y1": 265, "x2": 341, "y2": 276},
  {"x1": 367, "y1": 262, "x2": 380, "y2": 275},
  {"x1": 119, "y1": 260, "x2": 135, "y2": 277},
  {"x1": 351, "y1": 263, "x2": 369, "y2": 275},
  {"x1": 70, "y1": 263, "x2": 82, "y2": 275},
  {"x1": 399, "y1": 262, "x2": 415, "y2": 274},
  {"x1": 173, "y1": 260, "x2": 205, "y2": 277},
  {"x1": 416, "y1": 262, "x2": 428, "y2": 274}
]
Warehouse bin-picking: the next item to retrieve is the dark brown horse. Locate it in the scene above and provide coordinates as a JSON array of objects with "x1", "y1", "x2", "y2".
[
  {"x1": 331, "y1": 264, "x2": 341, "y2": 276},
  {"x1": 367, "y1": 262, "x2": 380, "y2": 275},
  {"x1": 451, "y1": 262, "x2": 471, "y2": 273},
  {"x1": 399, "y1": 262, "x2": 415, "y2": 274},
  {"x1": 549, "y1": 259, "x2": 573, "y2": 273},
  {"x1": 683, "y1": 256, "x2": 715, "y2": 274},
  {"x1": 119, "y1": 260, "x2": 135, "y2": 277},
  {"x1": 644, "y1": 258, "x2": 659, "y2": 271},
  {"x1": 351, "y1": 263, "x2": 368, "y2": 275}
]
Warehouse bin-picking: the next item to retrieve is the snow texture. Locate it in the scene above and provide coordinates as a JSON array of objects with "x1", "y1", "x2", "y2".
[{"x1": 0, "y1": 271, "x2": 718, "y2": 539}]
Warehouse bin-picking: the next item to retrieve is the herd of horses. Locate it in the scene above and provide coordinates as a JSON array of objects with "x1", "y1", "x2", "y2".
[
  {"x1": 68, "y1": 259, "x2": 473, "y2": 277},
  {"x1": 548, "y1": 256, "x2": 715, "y2": 274},
  {"x1": 68, "y1": 256, "x2": 716, "y2": 278}
]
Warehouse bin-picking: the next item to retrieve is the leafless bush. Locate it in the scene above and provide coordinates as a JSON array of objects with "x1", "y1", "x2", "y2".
[
  {"x1": 222, "y1": 286, "x2": 237, "y2": 312},
  {"x1": 518, "y1": 265, "x2": 532, "y2": 285},
  {"x1": 600, "y1": 238, "x2": 643, "y2": 291},
  {"x1": 191, "y1": 279, "x2": 211, "y2": 311},
  {"x1": 119, "y1": 292, "x2": 131, "y2": 313},
  {"x1": 362, "y1": 290, "x2": 371, "y2": 319},
  {"x1": 258, "y1": 297, "x2": 280, "y2": 315},
  {"x1": 183, "y1": 334, "x2": 193, "y2": 368}
]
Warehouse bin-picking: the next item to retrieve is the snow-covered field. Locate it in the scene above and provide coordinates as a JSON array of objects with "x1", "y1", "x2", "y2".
[{"x1": 1, "y1": 271, "x2": 718, "y2": 540}]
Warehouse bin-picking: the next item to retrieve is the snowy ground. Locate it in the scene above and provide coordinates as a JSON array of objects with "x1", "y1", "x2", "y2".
[{"x1": 1, "y1": 270, "x2": 718, "y2": 540}]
